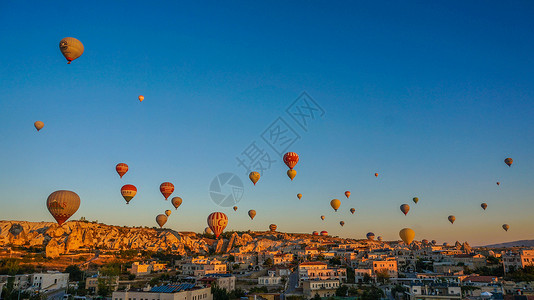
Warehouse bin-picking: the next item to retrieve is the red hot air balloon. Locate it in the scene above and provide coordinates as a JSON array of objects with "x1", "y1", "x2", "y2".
[
  {"x1": 121, "y1": 184, "x2": 137, "y2": 204},
  {"x1": 207, "y1": 212, "x2": 228, "y2": 238},
  {"x1": 312, "y1": 231, "x2": 319, "y2": 236},
  {"x1": 504, "y1": 158, "x2": 513, "y2": 167},
  {"x1": 496, "y1": 182, "x2": 500, "y2": 186},
  {"x1": 47, "y1": 190, "x2": 80, "y2": 226},
  {"x1": 345, "y1": 191, "x2": 351, "y2": 198},
  {"x1": 375, "y1": 173, "x2": 379, "y2": 177},
  {"x1": 283, "y1": 152, "x2": 299, "y2": 169},
  {"x1": 160, "y1": 182, "x2": 174, "y2": 200},
  {"x1": 320, "y1": 231, "x2": 328, "y2": 236},
  {"x1": 116, "y1": 163, "x2": 128, "y2": 178}
]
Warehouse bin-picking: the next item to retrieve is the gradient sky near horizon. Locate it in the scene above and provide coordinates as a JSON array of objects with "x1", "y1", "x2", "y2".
[{"x1": 1, "y1": 1, "x2": 533, "y2": 246}]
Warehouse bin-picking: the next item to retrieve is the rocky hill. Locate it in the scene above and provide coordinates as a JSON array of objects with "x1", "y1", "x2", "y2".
[{"x1": 482, "y1": 240, "x2": 534, "y2": 248}]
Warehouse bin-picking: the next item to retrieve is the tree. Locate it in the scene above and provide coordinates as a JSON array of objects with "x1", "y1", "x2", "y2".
[
  {"x1": 263, "y1": 258, "x2": 273, "y2": 267},
  {"x1": 346, "y1": 267, "x2": 355, "y2": 283},
  {"x1": 227, "y1": 255, "x2": 235, "y2": 262},
  {"x1": 312, "y1": 293, "x2": 322, "y2": 300},
  {"x1": 335, "y1": 285, "x2": 348, "y2": 297},
  {"x1": 65, "y1": 265, "x2": 84, "y2": 281},
  {"x1": 376, "y1": 270, "x2": 390, "y2": 284},
  {"x1": 363, "y1": 273, "x2": 372, "y2": 283},
  {"x1": 360, "y1": 286, "x2": 384, "y2": 300},
  {"x1": 329, "y1": 257, "x2": 341, "y2": 266},
  {"x1": 97, "y1": 264, "x2": 120, "y2": 296},
  {"x1": 211, "y1": 285, "x2": 229, "y2": 300},
  {"x1": 391, "y1": 284, "x2": 407, "y2": 299}
]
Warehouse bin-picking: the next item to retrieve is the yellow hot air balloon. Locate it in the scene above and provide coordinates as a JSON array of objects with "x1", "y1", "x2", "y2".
[
  {"x1": 46, "y1": 190, "x2": 80, "y2": 226},
  {"x1": 269, "y1": 224, "x2": 277, "y2": 232},
  {"x1": 233, "y1": 206, "x2": 238, "y2": 211},
  {"x1": 502, "y1": 224, "x2": 509, "y2": 231},
  {"x1": 330, "y1": 199, "x2": 341, "y2": 212},
  {"x1": 248, "y1": 209, "x2": 256, "y2": 220},
  {"x1": 204, "y1": 227, "x2": 212, "y2": 235},
  {"x1": 138, "y1": 95, "x2": 144, "y2": 102},
  {"x1": 413, "y1": 197, "x2": 419, "y2": 204},
  {"x1": 249, "y1": 172, "x2": 260, "y2": 185},
  {"x1": 156, "y1": 214, "x2": 168, "y2": 228},
  {"x1": 287, "y1": 169, "x2": 296, "y2": 180},
  {"x1": 165, "y1": 210, "x2": 172, "y2": 217},
  {"x1": 399, "y1": 228, "x2": 415, "y2": 245},
  {"x1": 59, "y1": 37, "x2": 84, "y2": 64},
  {"x1": 297, "y1": 193, "x2": 302, "y2": 200},
  {"x1": 34, "y1": 121, "x2": 44, "y2": 131},
  {"x1": 320, "y1": 215, "x2": 325, "y2": 220},
  {"x1": 171, "y1": 197, "x2": 182, "y2": 210},
  {"x1": 448, "y1": 215, "x2": 456, "y2": 224}
]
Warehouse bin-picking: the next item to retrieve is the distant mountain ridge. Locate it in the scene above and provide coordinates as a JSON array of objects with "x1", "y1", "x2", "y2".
[{"x1": 482, "y1": 240, "x2": 534, "y2": 248}]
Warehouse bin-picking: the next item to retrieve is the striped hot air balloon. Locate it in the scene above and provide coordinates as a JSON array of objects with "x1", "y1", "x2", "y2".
[
  {"x1": 207, "y1": 212, "x2": 228, "y2": 238},
  {"x1": 116, "y1": 163, "x2": 128, "y2": 178},
  {"x1": 46, "y1": 190, "x2": 80, "y2": 226},
  {"x1": 283, "y1": 152, "x2": 299, "y2": 169},
  {"x1": 269, "y1": 224, "x2": 277, "y2": 232},
  {"x1": 121, "y1": 184, "x2": 137, "y2": 204},
  {"x1": 320, "y1": 231, "x2": 328, "y2": 236},
  {"x1": 160, "y1": 182, "x2": 174, "y2": 200}
]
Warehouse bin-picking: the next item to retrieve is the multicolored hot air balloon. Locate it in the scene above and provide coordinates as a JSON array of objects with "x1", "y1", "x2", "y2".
[
  {"x1": 320, "y1": 215, "x2": 325, "y2": 220},
  {"x1": 156, "y1": 214, "x2": 167, "y2": 228},
  {"x1": 248, "y1": 210, "x2": 256, "y2": 220},
  {"x1": 207, "y1": 212, "x2": 228, "y2": 238},
  {"x1": 34, "y1": 121, "x2": 44, "y2": 131},
  {"x1": 366, "y1": 232, "x2": 375, "y2": 241},
  {"x1": 204, "y1": 227, "x2": 212, "y2": 235},
  {"x1": 160, "y1": 182, "x2": 174, "y2": 200},
  {"x1": 504, "y1": 158, "x2": 513, "y2": 167},
  {"x1": 297, "y1": 193, "x2": 302, "y2": 200},
  {"x1": 481, "y1": 203, "x2": 488, "y2": 210},
  {"x1": 345, "y1": 191, "x2": 351, "y2": 198},
  {"x1": 233, "y1": 206, "x2": 238, "y2": 211},
  {"x1": 350, "y1": 208, "x2": 355, "y2": 214},
  {"x1": 138, "y1": 95, "x2": 144, "y2": 102},
  {"x1": 312, "y1": 231, "x2": 319, "y2": 236},
  {"x1": 59, "y1": 37, "x2": 84, "y2": 64},
  {"x1": 374, "y1": 173, "x2": 378, "y2": 177},
  {"x1": 116, "y1": 163, "x2": 128, "y2": 178},
  {"x1": 46, "y1": 190, "x2": 80, "y2": 226},
  {"x1": 330, "y1": 199, "x2": 341, "y2": 212},
  {"x1": 287, "y1": 169, "x2": 297, "y2": 181},
  {"x1": 171, "y1": 197, "x2": 182, "y2": 210},
  {"x1": 165, "y1": 210, "x2": 172, "y2": 217},
  {"x1": 320, "y1": 231, "x2": 328, "y2": 236},
  {"x1": 431, "y1": 240, "x2": 437, "y2": 245},
  {"x1": 399, "y1": 228, "x2": 415, "y2": 245},
  {"x1": 443, "y1": 242, "x2": 450, "y2": 247},
  {"x1": 340, "y1": 221, "x2": 345, "y2": 227},
  {"x1": 283, "y1": 152, "x2": 299, "y2": 169},
  {"x1": 377, "y1": 236, "x2": 383, "y2": 242},
  {"x1": 413, "y1": 197, "x2": 419, "y2": 204},
  {"x1": 269, "y1": 224, "x2": 277, "y2": 232},
  {"x1": 448, "y1": 215, "x2": 456, "y2": 224},
  {"x1": 121, "y1": 184, "x2": 137, "y2": 204},
  {"x1": 400, "y1": 204, "x2": 410, "y2": 216},
  {"x1": 502, "y1": 224, "x2": 510, "y2": 232},
  {"x1": 249, "y1": 172, "x2": 260, "y2": 185}
]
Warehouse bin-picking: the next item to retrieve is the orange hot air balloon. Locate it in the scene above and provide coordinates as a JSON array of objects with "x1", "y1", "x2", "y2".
[
  {"x1": 207, "y1": 212, "x2": 228, "y2": 238},
  {"x1": 320, "y1": 231, "x2": 328, "y2": 236},
  {"x1": 413, "y1": 197, "x2": 419, "y2": 204},
  {"x1": 121, "y1": 184, "x2": 137, "y2": 204},
  {"x1": 502, "y1": 224, "x2": 510, "y2": 231},
  {"x1": 504, "y1": 158, "x2": 513, "y2": 167},
  {"x1": 340, "y1": 221, "x2": 345, "y2": 227},
  {"x1": 115, "y1": 163, "x2": 128, "y2": 178},
  {"x1": 204, "y1": 227, "x2": 212, "y2": 235},
  {"x1": 287, "y1": 169, "x2": 297, "y2": 180},
  {"x1": 233, "y1": 206, "x2": 238, "y2": 211},
  {"x1": 269, "y1": 224, "x2": 277, "y2": 232},
  {"x1": 160, "y1": 182, "x2": 174, "y2": 200},
  {"x1": 249, "y1": 172, "x2": 260, "y2": 185},
  {"x1": 283, "y1": 152, "x2": 299, "y2": 169},
  {"x1": 59, "y1": 37, "x2": 84, "y2": 64},
  {"x1": 496, "y1": 182, "x2": 500, "y2": 186},
  {"x1": 297, "y1": 193, "x2": 302, "y2": 200},
  {"x1": 481, "y1": 203, "x2": 488, "y2": 210},
  {"x1": 399, "y1": 228, "x2": 415, "y2": 245},
  {"x1": 400, "y1": 204, "x2": 410, "y2": 216},
  {"x1": 165, "y1": 210, "x2": 172, "y2": 217},
  {"x1": 345, "y1": 191, "x2": 351, "y2": 198},
  {"x1": 330, "y1": 199, "x2": 341, "y2": 211},
  {"x1": 138, "y1": 95, "x2": 144, "y2": 102},
  {"x1": 46, "y1": 190, "x2": 80, "y2": 226},
  {"x1": 171, "y1": 197, "x2": 182, "y2": 210},
  {"x1": 350, "y1": 208, "x2": 355, "y2": 214},
  {"x1": 375, "y1": 173, "x2": 378, "y2": 177},
  {"x1": 156, "y1": 214, "x2": 167, "y2": 228},
  {"x1": 248, "y1": 209, "x2": 256, "y2": 220},
  {"x1": 448, "y1": 215, "x2": 456, "y2": 224},
  {"x1": 34, "y1": 121, "x2": 44, "y2": 131},
  {"x1": 320, "y1": 215, "x2": 325, "y2": 220}
]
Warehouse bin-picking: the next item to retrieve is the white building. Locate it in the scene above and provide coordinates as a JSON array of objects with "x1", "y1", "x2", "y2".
[
  {"x1": 302, "y1": 279, "x2": 339, "y2": 298},
  {"x1": 198, "y1": 274, "x2": 235, "y2": 291},
  {"x1": 30, "y1": 272, "x2": 69, "y2": 292},
  {"x1": 113, "y1": 285, "x2": 211, "y2": 300},
  {"x1": 258, "y1": 274, "x2": 282, "y2": 286}
]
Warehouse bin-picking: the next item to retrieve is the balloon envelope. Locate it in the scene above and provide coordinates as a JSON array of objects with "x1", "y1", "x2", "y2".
[
  {"x1": 377, "y1": 236, "x2": 383, "y2": 242},
  {"x1": 121, "y1": 184, "x2": 137, "y2": 204},
  {"x1": 116, "y1": 163, "x2": 128, "y2": 178},
  {"x1": 297, "y1": 193, "x2": 302, "y2": 200},
  {"x1": 248, "y1": 210, "x2": 256, "y2": 220},
  {"x1": 496, "y1": 182, "x2": 500, "y2": 186},
  {"x1": 448, "y1": 215, "x2": 456, "y2": 224},
  {"x1": 374, "y1": 173, "x2": 378, "y2": 177},
  {"x1": 320, "y1": 215, "x2": 325, "y2": 220},
  {"x1": 502, "y1": 224, "x2": 509, "y2": 231},
  {"x1": 47, "y1": 190, "x2": 80, "y2": 226},
  {"x1": 350, "y1": 208, "x2": 355, "y2": 214},
  {"x1": 413, "y1": 197, "x2": 419, "y2": 204},
  {"x1": 160, "y1": 182, "x2": 174, "y2": 200},
  {"x1": 269, "y1": 224, "x2": 277, "y2": 232},
  {"x1": 59, "y1": 37, "x2": 84, "y2": 64},
  {"x1": 207, "y1": 212, "x2": 228, "y2": 238},
  {"x1": 504, "y1": 158, "x2": 513, "y2": 167},
  {"x1": 399, "y1": 228, "x2": 415, "y2": 245},
  {"x1": 171, "y1": 197, "x2": 182, "y2": 210},
  {"x1": 320, "y1": 231, "x2": 328, "y2": 236},
  {"x1": 138, "y1": 95, "x2": 144, "y2": 102},
  {"x1": 287, "y1": 169, "x2": 297, "y2": 180},
  {"x1": 312, "y1": 231, "x2": 319, "y2": 236},
  {"x1": 366, "y1": 232, "x2": 375, "y2": 240},
  {"x1": 34, "y1": 121, "x2": 44, "y2": 131},
  {"x1": 330, "y1": 199, "x2": 341, "y2": 211},
  {"x1": 156, "y1": 214, "x2": 167, "y2": 228},
  {"x1": 340, "y1": 221, "x2": 345, "y2": 227},
  {"x1": 165, "y1": 210, "x2": 171, "y2": 217},
  {"x1": 481, "y1": 203, "x2": 488, "y2": 210},
  {"x1": 283, "y1": 152, "x2": 299, "y2": 169},
  {"x1": 400, "y1": 204, "x2": 410, "y2": 215},
  {"x1": 249, "y1": 172, "x2": 260, "y2": 185},
  {"x1": 204, "y1": 227, "x2": 212, "y2": 235},
  {"x1": 233, "y1": 206, "x2": 238, "y2": 211},
  {"x1": 345, "y1": 191, "x2": 351, "y2": 198}
]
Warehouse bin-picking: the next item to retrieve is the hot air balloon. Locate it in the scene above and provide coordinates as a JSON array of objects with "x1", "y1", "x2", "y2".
[
  {"x1": 496, "y1": 182, "x2": 500, "y2": 186},
  {"x1": 283, "y1": 152, "x2": 299, "y2": 169},
  {"x1": 502, "y1": 224, "x2": 510, "y2": 232},
  {"x1": 399, "y1": 228, "x2": 415, "y2": 245},
  {"x1": 413, "y1": 197, "x2": 419, "y2": 204},
  {"x1": 156, "y1": 214, "x2": 167, "y2": 228},
  {"x1": 400, "y1": 204, "x2": 410, "y2": 216},
  {"x1": 330, "y1": 199, "x2": 341, "y2": 212},
  {"x1": 165, "y1": 210, "x2": 172, "y2": 217},
  {"x1": 504, "y1": 158, "x2": 513, "y2": 167},
  {"x1": 350, "y1": 208, "x2": 355, "y2": 214},
  {"x1": 116, "y1": 163, "x2": 128, "y2": 178},
  {"x1": 366, "y1": 232, "x2": 375, "y2": 241},
  {"x1": 312, "y1": 231, "x2": 319, "y2": 236},
  {"x1": 46, "y1": 190, "x2": 80, "y2": 226},
  {"x1": 345, "y1": 191, "x2": 351, "y2": 198},
  {"x1": 160, "y1": 182, "x2": 174, "y2": 200},
  {"x1": 204, "y1": 227, "x2": 212, "y2": 235},
  {"x1": 121, "y1": 184, "x2": 137, "y2": 204},
  {"x1": 248, "y1": 210, "x2": 256, "y2": 220},
  {"x1": 443, "y1": 242, "x2": 450, "y2": 247},
  {"x1": 320, "y1": 231, "x2": 328, "y2": 236},
  {"x1": 287, "y1": 169, "x2": 297, "y2": 180},
  {"x1": 374, "y1": 173, "x2": 378, "y2": 177},
  {"x1": 207, "y1": 212, "x2": 228, "y2": 238},
  {"x1": 233, "y1": 206, "x2": 238, "y2": 211},
  {"x1": 320, "y1": 215, "x2": 325, "y2": 220},
  {"x1": 138, "y1": 95, "x2": 144, "y2": 102},
  {"x1": 171, "y1": 197, "x2": 182, "y2": 210},
  {"x1": 422, "y1": 239, "x2": 429, "y2": 245},
  {"x1": 481, "y1": 203, "x2": 488, "y2": 210},
  {"x1": 448, "y1": 215, "x2": 456, "y2": 224},
  {"x1": 59, "y1": 37, "x2": 84, "y2": 64},
  {"x1": 297, "y1": 193, "x2": 302, "y2": 200},
  {"x1": 34, "y1": 121, "x2": 44, "y2": 131},
  {"x1": 340, "y1": 221, "x2": 345, "y2": 227},
  {"x1": 269, "y1": 224, "x2": 277, "y2": 232},
  {"x1": 377, "y1": 236, "x2": 383, "y2": 242},
  {"x1": 249, "y1": 172, "x2": 260, "y2": 185},
  {"x1": 431, "y1": 240, "x2": 437, "y2": 245}
]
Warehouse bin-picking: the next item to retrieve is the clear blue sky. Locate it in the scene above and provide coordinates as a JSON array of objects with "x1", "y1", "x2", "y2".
[{"x1": 1, "y1": 1, "x2": 533, "y2": 245}]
